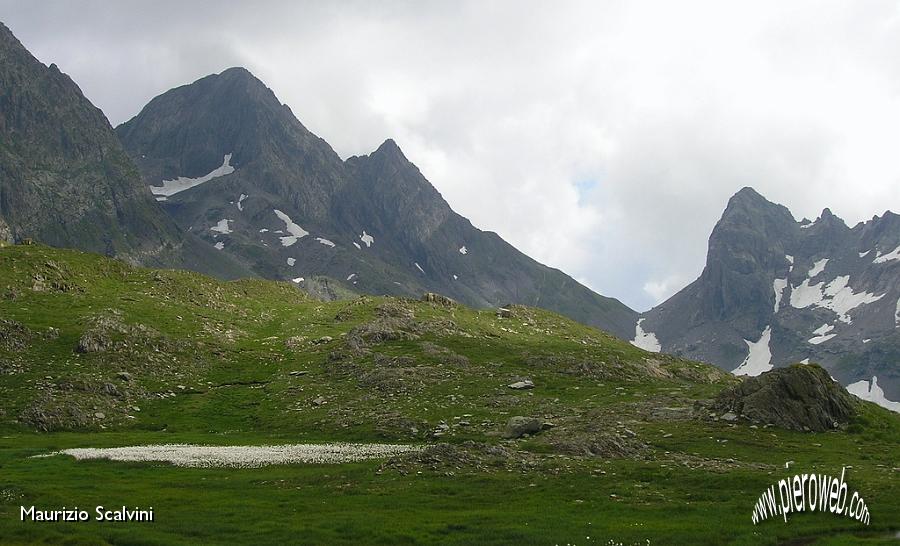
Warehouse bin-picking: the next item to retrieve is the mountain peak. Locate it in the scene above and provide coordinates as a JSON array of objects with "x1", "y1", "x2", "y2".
[
  {"x1": 373, "y1": 138, "x2": 406, "y2": 159},
  {"x1": 731, "y1": 186, "x2": 765, "y2": 202},
  {"x1": 219, "y1": 66, "x2": 255, "y2": 78},
  {"x1": 720, "y1": 187, "x2": 793, "y2": 224}
]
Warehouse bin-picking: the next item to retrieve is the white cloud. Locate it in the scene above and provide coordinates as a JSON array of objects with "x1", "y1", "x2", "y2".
[{"x1": 5, "y1": 0, "x2": 900, "y2": 310}]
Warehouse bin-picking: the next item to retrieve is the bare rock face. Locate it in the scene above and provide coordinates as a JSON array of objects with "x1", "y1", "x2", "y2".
[
  {"x1": 640, "y1": 186, "x2": 900, "y2": 403},
  {"x1": 115, "y1": 66, "x2": 637, "y2": 338},
  {"x1": 0, "y1": 23, "x2": 251, "y2": 279},
  {"x1": 713, "y1": 364, "x2": 858, "y2": 431},
  {"x1": 0, "y1": 217, "x2": 12, "y2": 244}
]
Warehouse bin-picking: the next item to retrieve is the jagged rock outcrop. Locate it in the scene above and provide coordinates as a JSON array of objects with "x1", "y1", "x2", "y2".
[
  {"x1": 636, "y1": 187, "x2": 900, "y2": 407},
  {"x1": 713, "y1": 364, "x2": 858, "y2": 431}
]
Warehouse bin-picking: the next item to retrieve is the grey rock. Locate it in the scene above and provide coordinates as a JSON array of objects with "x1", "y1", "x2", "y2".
[
  {"x1": 507, "y1": 379, "x2": 535, "y2": 390},
  {"x1": 503, "y1": 416, "x2": 542, "y2": 439},
  {"x1": 713, "y1": 364, "x2": 858, "y2": 432}
]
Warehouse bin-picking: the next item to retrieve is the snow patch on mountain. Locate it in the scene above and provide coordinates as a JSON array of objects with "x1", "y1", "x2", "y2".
[
  {"x1": 346, "y1": 273, "x2": 356, "y2": 281},
  {"x1": 353, "y1": 242, "x2": 361, "y2": 250},
  {"x1": 291, "y1": 277, "x2": 304, "y2": 283},
  {"x1": 210, "y1": 219, "x2": 232, "y2": 235},
  {"x1": 785, "y1": 255, "x2": 794, "y2": 273},
  {"x1": 316, "y1": 238, "x2": 335, "y2": 248},
  {"x1": 808, "y1": 258, "x2": 828, "y2": 278},
  {"x1": 846, "y1": 376, "x2": 900, "y2": 413},
  {"x1": 858, "y1": 250, "x2": 871, "y2": 258},
  {"x1": 273, "y1": 210, "x2": 309, "y2": 246},
  {"x1": 414, "y1": 262, "x2": 425, "y2": 274},
  {"x1": 895, "y1": 297, "x2": 900, "y2": 327},
  {"x1": 214, "y1": 242, "x2": 224, "y2": 250},
  {"x1": 150, "y1": 154, "x2": 235, "y2": 197},
  {"x1": 773, "y1": 278, "x2": 788, "y2": 312},
  {"x1": 808, "y1": 323, "x2": 836, "y2": 345},
  {"x1": 237, "y1": 193, "x2": 247, "y2": 211},
  {"x1": 459, "y1": 246, "x2": 468, "y2": 255},
  {"x1": 287, "y1": 258, "x2": 295, "y2": 266},
  {"x1": 630, "y1": 318, "x2": 661, "y2": 353},
  {"x1": 360, "y1": 231, "x2": 374, "y2": 247},
  {"x1": 790, "y1": 275, "x2": 883, "y2": 323},
  {"x1": 873, "y1": 245, "x2": 900, "y2": 264},
  {"x1": 732, "y1": 326, "x2": 772, "y2": 377},
  {"x1": 452, "y1": 274, "x2": 458, "y2": 280}
]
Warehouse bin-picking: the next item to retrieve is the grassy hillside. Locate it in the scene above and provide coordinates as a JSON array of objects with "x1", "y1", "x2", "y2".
[{"x1": 0, "y1": 244, "x2": 897, "y2": 544}]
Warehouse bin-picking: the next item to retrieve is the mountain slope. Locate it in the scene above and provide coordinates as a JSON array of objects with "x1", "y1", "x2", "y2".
[
  {"x1": 116, "y1": 67, "x2": 636, "y2": 337},
  {"x1": 0, "y1": 21, "x2": 251, "y2": 279},
  {"x1": 636, "y1": 187, "x2": 900, "y2": 406},
  {"x1": 2, "y1": 243, "x2": 897, "y2": 544}
]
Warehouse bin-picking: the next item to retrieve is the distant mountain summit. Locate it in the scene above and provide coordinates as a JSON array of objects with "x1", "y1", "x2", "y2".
[
  {"x1": 636, "y1": 187, "x2": 900, "y2": 409},
  {"x1": 116, "y1": 67, "x2": 637, "y2": 336},
  {"x1": 0, "y1": 22, "x2": 249, "y2": 277}
]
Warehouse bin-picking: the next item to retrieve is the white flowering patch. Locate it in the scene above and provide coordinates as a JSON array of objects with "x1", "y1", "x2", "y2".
[
  {"x1": 210, "y1": 219, "x2": 232, "y2": 235},
  {"x1": 37, "y1": 443, "x2": 423, "y2": 468},
  {"x1": 873, "y1": 245, "x2": 900, "y2": 264},
  {"x1": 150, "y1": 154, "x2": 235, "y2": 197},
  {"x1": 273, "y1": 210, "x2": 309, "y2": 246},
  {"x1": 733, "y1": 326, "x2": 772, "y2": 377},
  {"x1": 630, "y1": 318, "x2": 661, "y2": 353},
  {"x1": 360, "y1": 231, "x2": 374, "y2": 247},
  {"x1": 316, "y1": 238, "x2": 336, "y2": 247}
]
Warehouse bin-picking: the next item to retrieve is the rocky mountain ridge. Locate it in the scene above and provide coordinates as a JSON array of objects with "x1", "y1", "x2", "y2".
[
  {"x1": 115, "y1": 67, "x2": 637, "y2": 337},
  {"x1": 635, "y1": 187, "x2": 900, "y2": 409},
  {"x1": 0, "y1": 22, "x2": 252, "y2": 278}
]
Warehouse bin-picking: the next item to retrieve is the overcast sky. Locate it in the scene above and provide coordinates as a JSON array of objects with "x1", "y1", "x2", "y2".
[{"x1": 3, "y1": 0, "x2": 899, "y2": 311}]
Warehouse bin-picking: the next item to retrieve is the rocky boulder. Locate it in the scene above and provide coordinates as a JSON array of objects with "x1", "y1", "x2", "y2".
[
  {"x1": 713, "y1": 364, "x2": 858, "y2": 431},
  {"x1": 503, "y1": 416, "x2": 542, "y2": 439}
]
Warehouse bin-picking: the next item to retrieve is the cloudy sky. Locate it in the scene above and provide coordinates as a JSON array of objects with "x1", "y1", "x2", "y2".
[{"x1": 4, "y1": 0, "x2": 900, "y2": 310}]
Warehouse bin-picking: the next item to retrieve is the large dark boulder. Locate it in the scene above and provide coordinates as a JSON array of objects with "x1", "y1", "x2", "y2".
[{"x1": 713, "y1": 364, "x2": 858, "y2": 431}]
